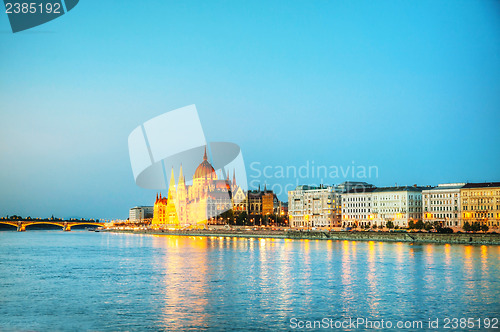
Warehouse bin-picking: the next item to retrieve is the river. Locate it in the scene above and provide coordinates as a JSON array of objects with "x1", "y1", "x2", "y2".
[{"x1": 0, "y1": 231, "x2": 498, "y2": 331}]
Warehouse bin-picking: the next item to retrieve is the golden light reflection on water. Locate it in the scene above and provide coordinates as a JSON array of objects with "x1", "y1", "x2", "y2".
[
  {"x1": 366, "y1": 241, "x2": 380, "y2": 314},
  {"x1": 424, "y1": 245, "x2": 435, "y2": 289},
  {"x1": 395, "y1": 242, "x2": 404, "y2": 265},
  {"x1": 152, "y1": 235, "x2": 210, "y2": 330},
  {"x1": 341, "y1": 240, "x2": 354, "y2": 312},
  {"x1": 139, "y1": 234, "x2": 499, "y2": 330},
  {"x1": 480, "y1": 245, "x2": 489, "y2": 286},
  {"x1": 444, "y1": 244, "x2": 451, "y2": 266},
  {"x1": 463, "y1": 245, "x2": 475, "y2": 296}
]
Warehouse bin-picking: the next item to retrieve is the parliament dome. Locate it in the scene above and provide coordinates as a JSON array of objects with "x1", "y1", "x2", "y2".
[{"x1": 194, "y1": 147, "x2": 216, "y2": 179}]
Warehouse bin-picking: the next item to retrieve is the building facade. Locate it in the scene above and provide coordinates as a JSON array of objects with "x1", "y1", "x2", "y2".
[
  {"x1": 342, "y1": 186, "x2": 423, "y2": 228},
  {"x1": 422, "y1": 183, "x2": 464, "y2": 227},
  {"x1": 247, "y1": 186, "x2": 277, "y2": 216},
  {"x1": 461, "y1": 182, "x2": 500, "y2": 228},
  {"x1": 129, "y1": 206, "x2": 154, "y2": 222},
  {"x1": 341, "y1": 187, "x2": 376, "y2": 227},
  {"x1": 288, "y1": 185, "x2": 341, "y2": 228},
  {"x1": 152, "y1": 148, "x2": 245, "y2": 228},
  {"x1": 371, "y1": 187, "x2": 423, "y2": 227}
]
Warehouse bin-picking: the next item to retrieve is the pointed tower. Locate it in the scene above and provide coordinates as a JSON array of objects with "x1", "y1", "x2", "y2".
[
  {"x1": 166, "y1": 167, "x2": 179, "y2": 226},
  {"x1": 232, "y1": 169, "x2": 236, "y2": 189},
  {"x1": 178, "y1": 164, "x2": 185, "y2": 184},
  {"x1": 177, "y1": 164, "x2": 187, "y2": 226}
]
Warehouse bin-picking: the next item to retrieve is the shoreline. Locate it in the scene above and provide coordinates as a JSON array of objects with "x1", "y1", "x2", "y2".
[{"x1": 104, "y1": 229, "x2": 500, "y2": 245}]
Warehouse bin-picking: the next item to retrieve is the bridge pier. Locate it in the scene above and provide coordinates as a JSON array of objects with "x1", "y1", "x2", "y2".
[
  {"x1": 64, "y1": 225, "x2": 71, "y2": 231},
  {"x1": 17, "y1": 225, "x2": 26, "y2": 232}
]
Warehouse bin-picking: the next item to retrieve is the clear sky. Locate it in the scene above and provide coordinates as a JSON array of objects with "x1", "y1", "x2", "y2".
[{"x1": 1, "y1": 0, "x2": 499, "y2": 220}]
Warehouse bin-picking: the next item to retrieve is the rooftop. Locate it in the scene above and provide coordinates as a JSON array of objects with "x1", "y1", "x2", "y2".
[{"x1": 462, "y1": 182, "x2": 500, "y2": 189}]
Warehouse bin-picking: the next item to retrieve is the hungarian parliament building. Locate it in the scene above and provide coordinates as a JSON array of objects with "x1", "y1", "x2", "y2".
[{"x1": 151, "y1": 148, "x2": 247, "y2": 228}]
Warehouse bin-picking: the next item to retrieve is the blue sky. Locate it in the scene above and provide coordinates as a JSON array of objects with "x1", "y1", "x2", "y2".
[{"x1": 1, "y1": 0, "x2": 499, "y2": 220}]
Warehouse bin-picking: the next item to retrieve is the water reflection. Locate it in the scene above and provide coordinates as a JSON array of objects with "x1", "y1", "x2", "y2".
[
  {"x1": 152, "y1": 236, "x2": 210, "y2": 330},
  {"x1": 366, "y1": 241, "x2": 379, "y2": 315},
  {"x1": 11, "y1": 232, "x2": 492, "y2": 331},
  {"x1": 340, "y1": 241, "x2": 354, "y2": 313}
]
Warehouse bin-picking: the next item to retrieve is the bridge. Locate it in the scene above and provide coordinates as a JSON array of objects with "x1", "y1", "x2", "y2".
[{"x1": 0, "y1": 220, "x2": 105, "y2": 232}]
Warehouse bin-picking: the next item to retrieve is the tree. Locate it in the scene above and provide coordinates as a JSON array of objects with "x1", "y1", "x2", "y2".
[
  {"x1": 424, "y1": 222, "x2": 432, "y2": 231},
  {"x1": 408, "y1": 220, "x2": 415, "y2": 229},
  {"x1": 262, "y1": 215, "x2": 270, "y2": 226},
  {"x1": 480, "y1": 224, "x2": 489, "y2": 232},
  {"x1": 218, "y1": 209, "x2": 234, "y2": 225},
  {"x1": 438, "y1": 227, "x2": 453, "y2": 234},
  {"x1": 386, "y1": 221, "x2": 395, "y2": 229},
  {"x1": 471, "y1": 222, "x2": 481, "y2": 232},
  {"x1": 275, "y1": 215, "x2": 286, "y2": 226},
  {"x1": 372, "y1": 224, "x2": 378, "y2": 229},
  {"x1": 236, "y1": 212, "x2": 248, "y2": 226},
  {"x1": 415, "y1": 220, "x2": 424, "y2": 230},
  {"x1": 432, "y1": 221, "x2": 442, "y2": 230}
]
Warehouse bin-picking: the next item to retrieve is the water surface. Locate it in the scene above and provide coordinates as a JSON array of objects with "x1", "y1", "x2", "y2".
[{"x1": 0, "y1": 231, "x2": 498, "y2": 331}]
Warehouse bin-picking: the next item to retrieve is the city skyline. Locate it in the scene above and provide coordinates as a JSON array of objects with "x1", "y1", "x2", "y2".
[{"x1": 1, "y1": 1, "x2": 499, "y2": 219}]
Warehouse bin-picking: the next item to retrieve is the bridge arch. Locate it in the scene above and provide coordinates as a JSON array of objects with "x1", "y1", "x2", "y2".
[
  {"x1": 0, "y1": 221, "x2": 19, "y2": 229},
  {"x1": 0, "y1": 221, "x2": 105, "y2": 231},
  {"x1": 23, "y1": 222, "x2": 66, "y2": 229},
  {"x1": 67, "y1": 222, "x2": 104, "y2": 227}
]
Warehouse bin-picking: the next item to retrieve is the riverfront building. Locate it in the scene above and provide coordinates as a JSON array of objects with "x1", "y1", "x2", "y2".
[
  {"x1": 422, "y1": 183, "x2": 464, "y2": 228},
  {"x1": 288, "y1": 185, "x2": 341, "y2": 228},
  {"x1": 152, "y1": 148, "x2": 245, "y2": 228},
  {"x1": 341, "y1": 187, "x2": 376, "y2": 228},
  {"x1": 129, "y1": 206, "x2": 153, "y2": 222},
  {"x1": 247, "y1": 186, "x2": 277, "y2": 216},
  {"x1": 371, "y1": 186, "x2": 423, "y2": 227},
  {"x1": 461, "y1": 182, "x2": 500, "y2": 228},
  {"x1": 342, "y1": 186, "x2": 423, "y2": 228}
]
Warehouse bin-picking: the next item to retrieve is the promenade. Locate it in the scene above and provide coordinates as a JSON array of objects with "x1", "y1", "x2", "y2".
[{"x1": 105, "y1": 228, "x2": 500, "y2": 245}]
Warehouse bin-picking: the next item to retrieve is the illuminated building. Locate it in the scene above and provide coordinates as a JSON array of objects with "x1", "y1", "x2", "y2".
[
  {"x1": 288, "y1": 185, "x2": 341, "y2": 228},
  {"x1": 232, "y1": 186, "x2": 247, "y2": 213},
  {"x1": 129, "y1": 206, "x2": 153, "y2": 222},
  {"x1": 422, "y1": 183, "x2": 464, "y2": 227},
  {"x1": 341, "y1": 187, "x2": 376, "y2": 228},
  {"x1": 371, "y1": 186, "x2": 423, "y2": 228},
  {"x1": 461, "y1": 182, "x2": 500, "y2": 228},
  {"x1": 247, "y1": 185, "x2": 277, "y2": 216},
  {"x1": 152, "y1": 148, "x2": 244, "y2": 228},
  {"x1": 262, "y1": 192, "x2": 274, "y2": 215},
  {"x1": 342, "y1": 186, "x2": 423, "y2": 228}
]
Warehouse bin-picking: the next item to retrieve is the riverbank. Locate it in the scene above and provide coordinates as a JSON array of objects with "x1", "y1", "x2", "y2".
[{"x1": 105, "y1": 228, "x2": 500, "y2": 245}]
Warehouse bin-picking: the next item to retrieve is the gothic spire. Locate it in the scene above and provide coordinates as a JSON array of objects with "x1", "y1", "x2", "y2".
[
  {"x1": 168, "y1": 167, "x2": 177, "y2": 200},
  {"x1": 179, "y1": 164, "x2": 184, "y2": 182}
]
